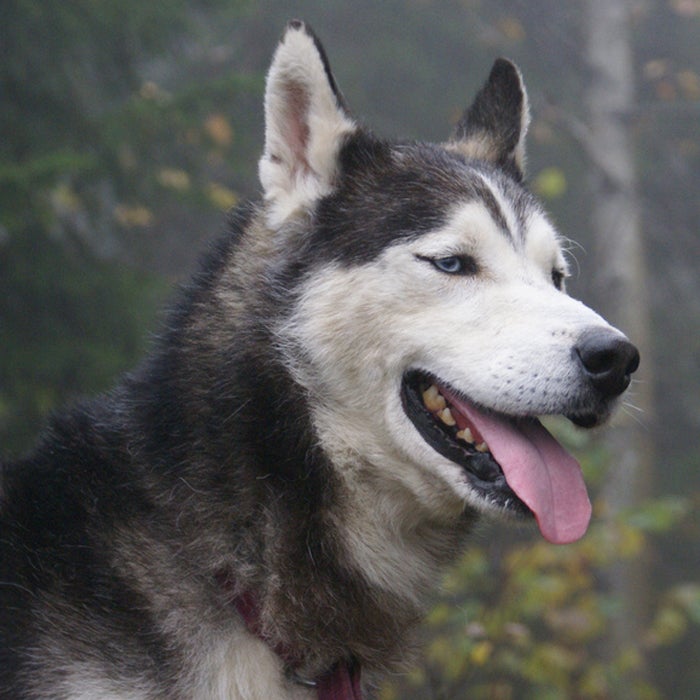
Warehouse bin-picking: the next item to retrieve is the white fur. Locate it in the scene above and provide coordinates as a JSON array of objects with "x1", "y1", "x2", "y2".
[
  {"x1": 278, "y1": 195, "x2": 621, "y2": 562},
  {"x1": 26, "y1": 660, "x2": 151, "y2": 700},
  {"x1": 30, "y1": 617, "x2": 311, "y2": 699},
  {"x1": 475, "y1": 171, "x2": 524, "y2": 240},
  {"x1": 524, "y1": 210, "x2": 570, "y2": 284},
  {"x1": 191, "y1": 632, "x2": 314, "y2": 700},
  {"x1": 511, "y1": 63, "x2": 531, "y2": 173},
  {"x1": 259, "y1": 24, "x2": 356, "y2": 228}
]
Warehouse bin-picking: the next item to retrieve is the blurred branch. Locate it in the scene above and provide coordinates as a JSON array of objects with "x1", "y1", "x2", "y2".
[{"x1": 542, "y1": 101, "x2": 627, "y2": 189}]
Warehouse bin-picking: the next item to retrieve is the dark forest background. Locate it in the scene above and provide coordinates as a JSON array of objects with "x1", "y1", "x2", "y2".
[{"x1": 2, "y1": 1, "x2": 699, "y2": 697}]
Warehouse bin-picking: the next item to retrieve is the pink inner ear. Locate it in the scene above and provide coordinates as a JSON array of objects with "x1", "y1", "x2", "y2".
[{"x1": 282, "y1": 81, "x2": 311, "y2": 176}]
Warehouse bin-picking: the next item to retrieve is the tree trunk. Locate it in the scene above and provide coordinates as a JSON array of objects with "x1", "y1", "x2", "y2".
[{"x1": 583, "y1": 0, "x2": 655, "y2": 685}]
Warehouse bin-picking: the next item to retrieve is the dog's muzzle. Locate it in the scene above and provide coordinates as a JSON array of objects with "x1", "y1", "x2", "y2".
[{"x1": 399, "y1": 328, "x2": 639, "y2": 543}]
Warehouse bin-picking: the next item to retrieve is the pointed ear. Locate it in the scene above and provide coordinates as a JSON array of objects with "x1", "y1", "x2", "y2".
[
  {"x1": 449, "y1": 58, "x2": 530, "y2": 180},
  {"x1": 259, "y1": 21, "x2": 357, "y2": 226}
]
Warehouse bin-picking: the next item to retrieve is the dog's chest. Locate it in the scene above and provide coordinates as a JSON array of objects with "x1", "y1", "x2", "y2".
[{"x1": 194, "y1": 630, "x2": 315, "y2": 700}]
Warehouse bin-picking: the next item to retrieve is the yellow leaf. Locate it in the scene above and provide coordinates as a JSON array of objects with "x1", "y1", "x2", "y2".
[
  {"x1": 158, "y1": 168, "x2": 191, "y2": 191},
  {"x1": 497, "y1": 16, "x2": 525, "y2": 42},
  {"x1": 114, "y1": 204, "x2": 153, "y2": 227},
  {"x1": 206, "y1": 182, "x2": 239, "y2": 211},
  {"x1": 533, "y1": 167, "x2": 567, "y2": 200},
  {"x1": 470, "y1": 640, "x2": 493, "y2": 666},
  {"x1": 646, "y1": 606, "x2": 688, "y2": 647},
  {"x1": 580, "y1": 663, "x2": 610, "y2": 697},
  {"x1": 617, "y1": 522, "x2": 645, "y2": 558},
  {"x1": 671, "y1": 0, "x2": 700, "y2": 18},
  {"x1": 427, "y1": 602, "x2": 451, "y2": 626},
  {"x1": 656, "y1": 79, "x2": 677, "y2": 101},
  {"x1": 643, "y1": 59, "x2": 670, "y2": 81},
  {"x1": 158, "y1": 168, "x2": 190, "y2": 191},
  {"x1": 677, "y1": 70, "x2": 700, "y2": 99},
  {"x1": 204, "y1": 113, "x2": 234, "y2": 148},
  {"x1": 139, "y1": 81, "x2": 170, "y2": 103},
  {"x1": 50, "y1": 182, "x2": 81, "y2": 213},
  {"x1": 613, "y1": 646, "x2": 644, "y2": 675}
]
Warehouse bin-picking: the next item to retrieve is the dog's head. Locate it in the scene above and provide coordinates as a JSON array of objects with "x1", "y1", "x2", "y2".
[{"x1": 260, "y1": 22, "x2": 639, "y2": 544}]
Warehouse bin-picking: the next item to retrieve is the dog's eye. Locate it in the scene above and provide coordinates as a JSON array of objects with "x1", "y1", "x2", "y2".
[
  {"x1": 551, "y1": 268, "x2": 565, "y2": 290},
  {"x1": 418, "y1": 255, "x2": 479, "y2": 276}
]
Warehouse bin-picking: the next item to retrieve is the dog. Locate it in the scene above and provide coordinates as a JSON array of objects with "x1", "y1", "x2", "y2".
[{"x1": 0, "y1": 21, "x2": 639, "y2": 700}]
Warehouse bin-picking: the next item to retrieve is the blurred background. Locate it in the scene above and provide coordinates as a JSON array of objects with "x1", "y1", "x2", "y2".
[{"x1": 1, "y1": 0, "x2": 698, "y2": 697}]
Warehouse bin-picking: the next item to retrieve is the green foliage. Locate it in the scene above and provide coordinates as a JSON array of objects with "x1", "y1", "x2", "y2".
[
  {"x1": 0, "y1": 0, "x2": 252, "y2": 456},
  {"x1": 0, "y1": 230, "x2": 168, "y2": 456},
  {"x1": 101, "y1": 70, "x2": 261, "y2": 214},
  {"x1": 0, "y1": 0, "x2": 256, "y2": 246}
]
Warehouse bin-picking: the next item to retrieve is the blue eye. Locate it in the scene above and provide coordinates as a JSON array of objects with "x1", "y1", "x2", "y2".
[
  {"x1": 417, "y1": 255, "x2": 479, "y2": 276},
  {"x1": 434, "y1": 256, "x2": 464, "y2": 273}
]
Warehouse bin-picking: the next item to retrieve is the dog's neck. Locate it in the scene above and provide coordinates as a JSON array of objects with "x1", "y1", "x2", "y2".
[
  {"x1": 130, "y1": 299, "x2": 474, "y2": 677},
  {"x1": 210, "y1": 459, "x2": 475, "y2": 679}
]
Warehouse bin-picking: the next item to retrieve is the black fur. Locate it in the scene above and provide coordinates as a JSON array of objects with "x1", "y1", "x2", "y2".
[
  {"x1": 0, "y1": 193, "x2": 474, "y2": 695},
  {"x1": 454, "y1": 58, "x2": 527, "y2": 181},
  {"x1": 310, "y1": 132, "x2": 535, "y2": 267}
]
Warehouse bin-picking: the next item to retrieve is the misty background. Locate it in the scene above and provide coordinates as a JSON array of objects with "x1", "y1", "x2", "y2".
[{"x1": 1, "y1": 0, "x2": 699, "y2": 697}]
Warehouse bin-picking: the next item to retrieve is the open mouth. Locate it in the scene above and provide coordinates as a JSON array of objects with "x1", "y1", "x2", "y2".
[{"x1": 401, "y1": 370, "x2": 592, "y2": 544}]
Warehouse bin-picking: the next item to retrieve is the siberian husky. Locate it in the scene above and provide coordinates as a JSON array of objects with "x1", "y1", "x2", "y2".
[{"x1": 0, "y1": 21, "x2": 639, "y2": 700}]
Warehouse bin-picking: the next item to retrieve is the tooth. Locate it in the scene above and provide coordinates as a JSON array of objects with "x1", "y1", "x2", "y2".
[
  {"x1": 422, "y1": 385, "x2": 446, "y2": 413},
  {"x1": 456, "y1": 428, "x2": 475, "y2": 444},
  {"x1": 475, "y1": 442, "x2": 489, "y2": 453},
  {"x1": 438, "y1": 407, "x2": 456, "y2": 426}
]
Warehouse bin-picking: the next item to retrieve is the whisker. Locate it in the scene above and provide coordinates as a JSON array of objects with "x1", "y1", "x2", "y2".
[
  {"x1": 619, "y1": 401, "x2": 649, "y2": 428},
  {"x1": 560, "y1": 236, "x2": 585, "y2": 279}
]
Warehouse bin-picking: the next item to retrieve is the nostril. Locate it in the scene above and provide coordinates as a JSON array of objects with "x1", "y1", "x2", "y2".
[
  {"x1": 575, "y1": 328, "x2": 640, "y2": 399},
  {"x1": 580, "y1": 347, "x2": 618, "y2": 374}
]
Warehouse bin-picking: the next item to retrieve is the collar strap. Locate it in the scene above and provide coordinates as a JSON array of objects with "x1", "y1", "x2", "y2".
[
  {"x1": 222, "y1": 580, "x2": 363, "y2": 700},
  {"x1": 315, "y1": 661, "x2": 363, "y2": 700}
]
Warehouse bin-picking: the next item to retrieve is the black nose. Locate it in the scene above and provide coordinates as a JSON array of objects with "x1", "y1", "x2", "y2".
[{"x1": 575, "y1": 328, "x2": 640, "y2": 399}]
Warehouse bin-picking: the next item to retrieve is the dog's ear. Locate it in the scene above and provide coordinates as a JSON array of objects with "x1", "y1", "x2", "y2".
[
  {"x1": 449, "y1": 59, "x2": 530, "y2": 181},
  {"x1": 259, "y1": 21, "x2": 356, "y2": 227}
]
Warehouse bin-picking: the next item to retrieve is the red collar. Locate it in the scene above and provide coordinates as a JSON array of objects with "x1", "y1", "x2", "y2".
[{"x1": 223, "y1": 583, "x2": 363, "y2": 700}]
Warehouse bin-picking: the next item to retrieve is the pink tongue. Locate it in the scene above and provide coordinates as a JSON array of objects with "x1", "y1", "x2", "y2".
[{"x1": 443, "y1": 391, "x2": 591, "y2": 544}]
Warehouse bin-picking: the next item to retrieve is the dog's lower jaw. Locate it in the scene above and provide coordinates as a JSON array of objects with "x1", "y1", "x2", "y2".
[{"x1": 400, "y1": 371, "x2": 531, "y2": 517}]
